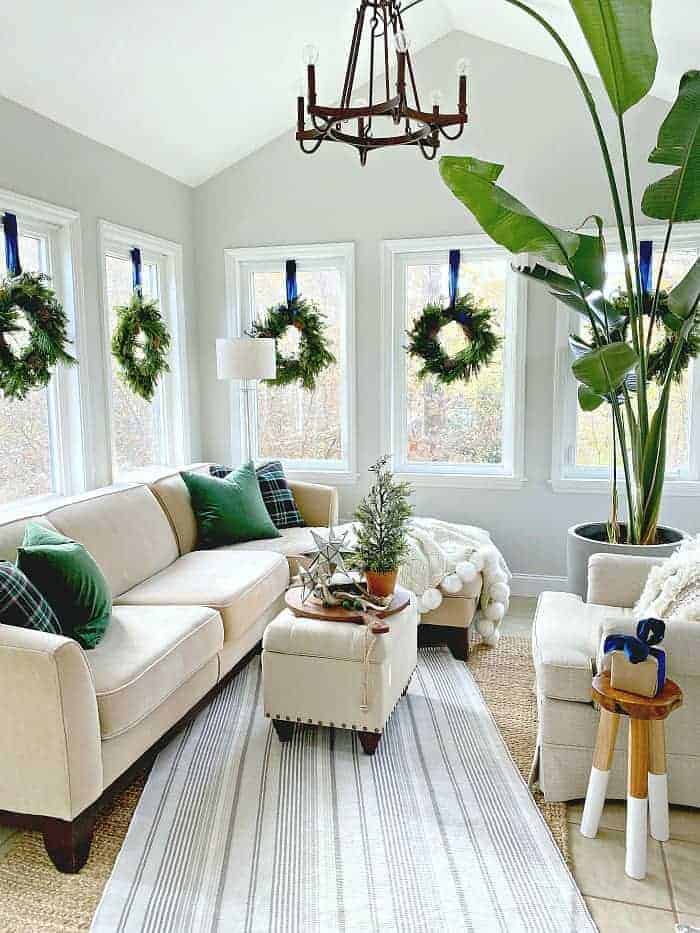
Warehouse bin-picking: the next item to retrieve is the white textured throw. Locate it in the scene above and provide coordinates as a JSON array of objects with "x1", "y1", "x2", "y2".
[
  {"x1": 339, "y1": 518, "x2": 511, "y2": 647},
  {"x1": 635, "y1": 534, "x2": 700, "y2": 623}
]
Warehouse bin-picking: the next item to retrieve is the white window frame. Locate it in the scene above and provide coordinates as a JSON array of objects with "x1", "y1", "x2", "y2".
[
  {"x1": 224, "y1": 242, "x2": 357, "y2": 484},
  {"x1": 380, "y1": 234, "x2": 528, "y2": 489},
  {"x1": 0, "y1": 187, "x2": 88, "y2": 508},
  {"x1": 97, "y1": 220, "x2": 191, "y2": 482},
  {"x1": 551, "y1": 222, "x2": 700, "y2": 496}
]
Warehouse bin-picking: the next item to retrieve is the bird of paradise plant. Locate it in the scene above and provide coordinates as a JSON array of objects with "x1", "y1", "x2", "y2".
[{"x1": 440, "y1": 0, "x2": 699, "y2": 546}]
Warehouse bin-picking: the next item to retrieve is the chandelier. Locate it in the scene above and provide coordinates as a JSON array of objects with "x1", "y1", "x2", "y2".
[{"x1": 296, "y1": 0, "x2": 469, "y2": 164}]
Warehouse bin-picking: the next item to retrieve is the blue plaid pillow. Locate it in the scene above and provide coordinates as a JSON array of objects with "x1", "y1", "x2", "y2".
[
  {"x1": 0, "y1": 561, "x2": 61, "y2": 635},
  {"x1": 210, "y1": 461, "x2": 305, "y2": 530}
]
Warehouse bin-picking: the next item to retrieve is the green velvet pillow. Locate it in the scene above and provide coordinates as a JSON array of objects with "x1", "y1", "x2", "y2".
[
  {"x1": 16, "y1": 523, "x2": 112, "y2": 650},
  {"x1": 182, "y1": 462, "x2": 281, "y2": 549}
]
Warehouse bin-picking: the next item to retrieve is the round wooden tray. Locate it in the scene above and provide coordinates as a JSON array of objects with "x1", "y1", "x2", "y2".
[{"x1": 285, "y1": 584, "x2": 410, "y2": 633}]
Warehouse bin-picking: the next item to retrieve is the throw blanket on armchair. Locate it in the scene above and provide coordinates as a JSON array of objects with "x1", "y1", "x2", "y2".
[{"x1": 338, "y1": 517, "x2": 511, "y2": 646}]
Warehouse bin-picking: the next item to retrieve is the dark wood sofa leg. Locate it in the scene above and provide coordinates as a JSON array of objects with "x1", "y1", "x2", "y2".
[
  {"x1": 42, "y1": 810, "x2": 96, "y2": 874},
  {"x1": 446, "y1": 627, "x2": 470, "y2": 662},
  {"x1": 418, "y1": 623, "x2": 470, "y2": 661}
]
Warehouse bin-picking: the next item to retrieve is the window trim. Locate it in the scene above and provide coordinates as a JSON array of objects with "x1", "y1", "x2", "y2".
[
  {"x1": 551, "y1": 222, "x2": 700, "y2": 496},
  {"x1": 0, "y1": 186, "x2": 88, "y2": 500},
  {"x1": 380, "y1": 234, "x2": 528, "y2": 488},
  {"x1": 224, "y1": 241, "x2": 358, "y2": 484},
  {"x1": 97, "y1": 220, "x2": 191, "y2": 483}
]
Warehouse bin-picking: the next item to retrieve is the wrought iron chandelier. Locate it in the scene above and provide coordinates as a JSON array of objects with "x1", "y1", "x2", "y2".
[{"x1": 296, "y1": 0, "x2": 469, "y2": 164}]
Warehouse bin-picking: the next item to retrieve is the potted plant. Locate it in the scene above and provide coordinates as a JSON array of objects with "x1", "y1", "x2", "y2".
[
  {"x1": 439, "y1": 0, "x2": 698, "y2": 595},
  {"x1": 354, "y1": 456, "x2": 413, "y2": 598}
]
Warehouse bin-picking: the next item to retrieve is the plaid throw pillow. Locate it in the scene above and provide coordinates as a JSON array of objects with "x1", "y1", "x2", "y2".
[
  {"x1": 210, "y1": 461, "x2": 305, "y2": 530},
  {"x1": 0, "y1": 561, "x2": 61, "y2": 635}
]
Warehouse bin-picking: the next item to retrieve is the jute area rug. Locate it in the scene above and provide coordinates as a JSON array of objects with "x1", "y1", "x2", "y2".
[{"x1": 0, "y1": 633, "x2": 571, "y2": 932}]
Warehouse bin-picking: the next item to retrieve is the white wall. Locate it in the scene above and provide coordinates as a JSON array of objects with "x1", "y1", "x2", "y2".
[
  {"x1": 193, "y1": 30, "x2": 700, "y2": 580},
  {"x1": 0, "y1": 94, "x2": 200, "y2": 475}
]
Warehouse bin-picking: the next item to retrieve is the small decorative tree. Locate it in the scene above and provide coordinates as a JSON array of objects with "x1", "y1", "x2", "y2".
[{"x1": 354, "y1": 456, "x2": 413, "y2": 597}]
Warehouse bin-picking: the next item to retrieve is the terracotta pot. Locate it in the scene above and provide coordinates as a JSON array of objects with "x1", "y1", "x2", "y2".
[{"x1": 365, "y1": 569, "x2": 398, "y2": 598}]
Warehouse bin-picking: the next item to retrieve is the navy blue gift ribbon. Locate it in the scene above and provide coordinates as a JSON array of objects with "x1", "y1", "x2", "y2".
[
  {"x1": 640, "y1": 240, "x2": 653, "y2": 299},
  {"x1": 130, "y1": 247, "x2": 143, "y2": 296},
  {"x1": 286, "y1": 259, "x2": 298, "y2": 306},
  {"x1": 2, "y1": 212, "x2": 22, "y2": 276},
  {"x1": 604, "y1": 617, "x2": 666, "y2": 695},
  {"x1": 448, "y1": 249, "x2": 460, "y2": 309}
]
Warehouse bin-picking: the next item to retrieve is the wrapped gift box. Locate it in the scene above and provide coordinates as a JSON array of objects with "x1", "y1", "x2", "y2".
[{"x1": 610, "y1": 651, "x2": 660, "y2": 698}]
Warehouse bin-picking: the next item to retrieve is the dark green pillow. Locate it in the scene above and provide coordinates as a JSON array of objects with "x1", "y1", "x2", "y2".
[
  {"x1": 17, "y1": 523, "x2": 112, "y2": 650},
  {"x1": 182, "y1": 462, "x2": 281, "y2": 549}
]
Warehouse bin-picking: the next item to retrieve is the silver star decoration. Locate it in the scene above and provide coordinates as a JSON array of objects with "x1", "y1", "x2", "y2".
[{"x1": 307, "y1": 525, "x2": 352, "y2": 577}]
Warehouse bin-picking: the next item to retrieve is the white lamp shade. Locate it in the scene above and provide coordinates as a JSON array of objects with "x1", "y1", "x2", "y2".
[{"x1": 216, "y1": 337, "x2": 277, "y2": 381}]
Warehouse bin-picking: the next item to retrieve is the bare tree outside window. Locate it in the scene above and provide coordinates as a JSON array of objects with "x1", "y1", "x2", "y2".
[
  {"x1": 254, "y1": 267, "x2": 344, "y2": 463},
  {"x1": 0, "y1": 232, "x2": 52, "y2": 505},
  {"x1": 575, "y1": 247, "x2": 699, "y2": 473},
  {"x1": 105, "y1": 254, "x2": 162, "y2": 475},
  {"x1": 405, "y1": 258, "x2": 507, "y2": 466}
]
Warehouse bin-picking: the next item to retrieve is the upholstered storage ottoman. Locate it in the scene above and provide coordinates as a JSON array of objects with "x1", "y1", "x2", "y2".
[{"x1": 262, "y1": 596, "x2": 418, "y2": 755}]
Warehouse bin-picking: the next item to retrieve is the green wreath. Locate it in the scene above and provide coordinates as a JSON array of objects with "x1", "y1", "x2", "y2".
[
  {"x1": 111, "y1": 292, "x2": 171, "y2": 402},
  {"x1": 247, "y1": 296, "x2": 336, "y2": 391},
  {"x1": 0, "y1": 272, "x2": 76, "y2": 400},
  {"x1": 406, "y1": 293, "x2": 501, "y2": 384}
]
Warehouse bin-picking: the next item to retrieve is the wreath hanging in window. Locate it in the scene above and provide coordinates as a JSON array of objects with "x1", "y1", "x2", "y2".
[
  {"x1": 247, "y1": 259, "x2": 336, "y2": 391},
  {"x1": 406, "y1": 249, "x2": 501, "y2": 385},
  {"x1": 111, "y1": 248, "x2": 171, "y2": 402},
  {"x1": 0, "y1": 213, "x2": 76, "y2": 401}
]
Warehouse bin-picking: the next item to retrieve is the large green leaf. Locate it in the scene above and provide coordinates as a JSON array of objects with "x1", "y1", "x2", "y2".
[
  {"x1": 578, "y1": 385, "x2": 606, "y2": 411},
  {"x1": 569, "y1": 0, "x2": 658, "y2": 115},
  {"x1": 668, "y1": 258, "x2": 700, "y2": 320},
  {"x1": 642, "y1": 71, "x2": 700, "y2": 222},
  {"x1": 571, "y1": 342, "x2": 638, "y2": 394},
  {"x1": 440, "y1": 157, "x2": 606, "y2": 289},
  {"x1": 516, "y1": 262, "x2": 624, "y2": 328}
]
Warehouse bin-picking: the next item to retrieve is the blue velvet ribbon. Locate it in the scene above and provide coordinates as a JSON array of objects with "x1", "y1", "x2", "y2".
[
  {"x1": 639, "y1": 240, "x2": 653, "y2": 299},
  {"x1": 286, "y1": 259, "x2": 298, "y2": 306},
  {"x1": 604, "y1": 617, "x2": 666, "y2": 695},
  {"x1": 2, "y1": 212, "x2": 22, "y2": 276},
  {"x1": 448, "y1": 249, "x2": 460, "y2": 308},
  {"x1": 130, "y1": 247, "x2": 143, "y2": 295}
]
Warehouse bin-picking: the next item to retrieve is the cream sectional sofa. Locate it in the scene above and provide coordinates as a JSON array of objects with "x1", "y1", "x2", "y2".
[
  {"x1": 0, "y1": 464, "x2": 337, "y2": 872},
  {"x1": 0, "y1": 462, "x2": 479, "y2": 872}
]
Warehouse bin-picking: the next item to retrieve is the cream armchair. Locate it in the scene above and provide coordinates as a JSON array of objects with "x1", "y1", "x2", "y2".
[{"x1": 532, "y1": 553, "x2": 700, "y2": 807}]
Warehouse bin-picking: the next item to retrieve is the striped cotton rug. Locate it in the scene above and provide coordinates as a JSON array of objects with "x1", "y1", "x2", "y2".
[{"x1": 91, "y1": 649, "x2": 594, "y2": 933}]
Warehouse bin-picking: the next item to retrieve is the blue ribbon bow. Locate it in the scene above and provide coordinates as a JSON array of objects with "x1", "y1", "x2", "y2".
[
  {"x1": 130, "y1": 247, "x2": 143, "y2": 296},
  {"x1": 604, "y1": 617, "x2": 666, "y2": 695},
  {"x1": 2, "y1": 212, "x2": 22, "y2": 277},
  {"x1": 286, "y1": 259, "x2": 298, "y2": 306},
  {"x1": 448, "y1": 249, "x2": 460, "y2": 309}
]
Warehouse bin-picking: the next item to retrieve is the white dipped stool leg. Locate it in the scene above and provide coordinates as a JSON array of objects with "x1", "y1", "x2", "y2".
[
  {"x1": 581, "y1": 709, "x2": 619, "y2": 838},
  {"x1": 649, "y1": 720, "x2": 670, "y2": 842},
  {"x1": 626, "y1": 718, "x2": 649, "y2": 880}
]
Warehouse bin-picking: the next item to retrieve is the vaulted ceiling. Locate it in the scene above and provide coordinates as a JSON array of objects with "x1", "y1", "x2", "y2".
[{"x1": 0, "y1": 1, "x2": 695, "y2": 186}]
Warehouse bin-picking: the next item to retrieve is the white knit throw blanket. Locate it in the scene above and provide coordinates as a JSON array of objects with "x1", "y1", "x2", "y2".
[
  {"x1": 338, "y1": 517, "x2": 511, "y2": 646},
  {"x1": 635, "y1": 534, "x2": 700, "y2": 622}
]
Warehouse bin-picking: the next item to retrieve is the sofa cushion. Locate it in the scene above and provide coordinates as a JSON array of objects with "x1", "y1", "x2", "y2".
[
  {"x1": 47, "y1": 486, "x2": 179, "y2": 598},
  {"x1": 115, "y1": 550, "x2": 289, "y2": 644},
  {"x1": 0, "y1": 515, "x2": 59, "y2": 564},
  {"x1": 87, "y1": 604, "x2": 223, "y2": 739},
  {"x1": 532, "y1": 591, "x2": 632, "y2": 703}
]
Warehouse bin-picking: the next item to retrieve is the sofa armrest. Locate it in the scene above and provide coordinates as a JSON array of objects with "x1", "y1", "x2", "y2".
[
  {"x1": 587, "y1": 553, "x2": 665, "y2": 608},
  {"x1": 288, "y1": 480, "x2": 339, "y2": 527},
  {"x1": 0, "y1": 625, "x2": 103, "y2": 821},
  {"x1": 598, "y1": 616, "x2": 700, "y2": 680}
]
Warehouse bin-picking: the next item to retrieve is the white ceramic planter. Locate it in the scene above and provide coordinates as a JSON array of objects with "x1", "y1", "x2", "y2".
[{"x1": 566, "y1": 522, "x2": 685, "y2": 599}]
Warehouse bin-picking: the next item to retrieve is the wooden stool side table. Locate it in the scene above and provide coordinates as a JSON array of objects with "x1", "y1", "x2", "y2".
[{"x1": 580, "y1": 673, "x2": 683, "y2": 880}]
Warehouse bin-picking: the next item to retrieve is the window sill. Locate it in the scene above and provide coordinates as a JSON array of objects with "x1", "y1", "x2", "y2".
[
  {"x1": 550, "y1": 477, "x2": 700, "y2": 497},
  {"x1": 394, "y1": 472, "x2": 527, "y2": 490},
  {"x1": 284, "y1": 469, "x2": 360, "y2": 487}
]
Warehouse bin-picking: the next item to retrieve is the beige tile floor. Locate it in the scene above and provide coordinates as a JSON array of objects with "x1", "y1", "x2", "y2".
[
  {"x1": 0, "y1": 596, "x2": 697, "y2": 933},
  {"x1": 504, "y1": 597, "x2": 700, "y2": 933}
]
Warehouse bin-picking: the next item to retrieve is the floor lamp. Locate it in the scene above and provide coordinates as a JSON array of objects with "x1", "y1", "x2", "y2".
[{"x1": 216, "y1": 337, "x2": 277, "y2": 463}]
